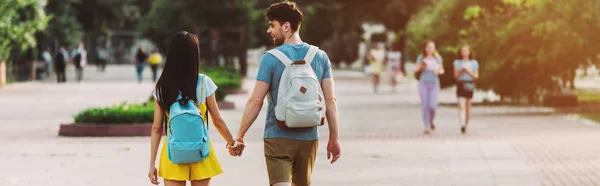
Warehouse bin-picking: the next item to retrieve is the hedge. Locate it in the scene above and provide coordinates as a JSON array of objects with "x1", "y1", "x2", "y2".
[{"x1": 74, "y1": 67, "x2": 241, "y2": 124}]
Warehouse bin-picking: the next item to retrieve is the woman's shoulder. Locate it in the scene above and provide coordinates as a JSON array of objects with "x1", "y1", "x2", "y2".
[{"x1": 198, "y1": 73, "x2": 214, "y2": 81}]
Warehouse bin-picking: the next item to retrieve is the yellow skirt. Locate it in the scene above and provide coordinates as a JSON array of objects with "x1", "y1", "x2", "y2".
[
  {"x1": 158, "y1": 138, "x2": 223, "y2": 181},
  {"x1": 369, "y1": 61, "x2": 384, "y2": 74}
]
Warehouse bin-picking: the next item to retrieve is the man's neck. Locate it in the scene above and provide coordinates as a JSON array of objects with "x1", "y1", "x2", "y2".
[{"x1": 284, "y1": 32, "x2": 303, "y2": 45}]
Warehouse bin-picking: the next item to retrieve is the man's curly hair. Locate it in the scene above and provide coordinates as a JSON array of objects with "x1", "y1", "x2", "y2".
[{"x1": 265, "y1": 1, "x2": 304, "y2": 32}]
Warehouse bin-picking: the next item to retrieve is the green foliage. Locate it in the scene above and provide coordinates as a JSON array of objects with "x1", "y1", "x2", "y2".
[
  {"x1": 0, "y1": 0, "x2": 50, "y2": 61},
  {"x1": 44, "y1": 0, "x2": 82, "y2": 48},
  {"x1": 202, "y1": 67, "x2": 242, "y2": 90},
  {"x1": 74, "y1": 101, "x2": 154, "y2": 124},
  {"x1": 137, "y1": 0, "x2": 254, "y2": 52},
  {"x1": 407, "y1": 0, "x2": 600, "y2": 103},
  {"x1": 202, "y1": 67, "x2": 242, "y2": 101}
]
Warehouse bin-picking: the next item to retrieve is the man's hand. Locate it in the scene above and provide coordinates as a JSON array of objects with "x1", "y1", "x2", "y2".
[
  {"x1": 327, "y1": 139, "x2": 341, "y2": 164},
  {"x1": 228, "y1": 140, "x2": 246, "y2": 157}
]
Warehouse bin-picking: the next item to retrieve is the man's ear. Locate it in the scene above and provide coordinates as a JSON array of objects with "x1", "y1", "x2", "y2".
[{"x1": 284, "y1": 22, "x2": 291, "y2": 32}]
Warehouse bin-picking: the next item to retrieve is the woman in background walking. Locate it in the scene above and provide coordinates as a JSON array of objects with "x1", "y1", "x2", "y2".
[
  {"x1": 148, "y1": 48, "x2": 163, "y2": 82},
  {"x1": 368, "y1": 43, "x2": 386, "y2": 93},
  {"x1": 386, "y1": 44, "x2": 402, "y2": 92},
  {"x1": 415, "y1": 41, "x2": 444, "y2": 135},
  {"x1": 453, "y1": 44, "x2": 479, "y2": 134}
]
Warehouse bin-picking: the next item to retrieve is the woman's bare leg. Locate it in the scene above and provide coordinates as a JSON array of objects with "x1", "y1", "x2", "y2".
[
  {"x1": 191, "y1": 178, "x2": 211, "y2": 186},
  {"x1": 165, "y1": 179, "x2": 186, "y2": 186}
]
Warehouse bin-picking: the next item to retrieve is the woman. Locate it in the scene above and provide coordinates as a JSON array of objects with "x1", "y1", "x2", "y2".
[
  {"x1": 368, "y1": 43, "x2": 386, "y2": 93},
  {"x1": 148, "y1": 48, "x2": 163, "y2": 82},
  {"x1": 453, "y1": 44, "x2": 479, "y2": 134},
  {"x1": 135, "y1": 47, "x2": 148, "y2": 83},
  {"x1": 415, "y1": 41, "x2": 444, "y2": 135},
  {"x1": 148, "y1": 31, "x2": 244, "y2": 186},
  {"x1": 386, "y1": 44, "x2": 402, "y2": 92}
]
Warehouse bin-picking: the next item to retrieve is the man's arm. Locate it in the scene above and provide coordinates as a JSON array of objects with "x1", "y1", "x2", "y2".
[
  {"x1": 236, "y1": 80, "x2": 270, "y2": 143},
  {"x1": 322, "y1": 78, "x2": 341, "y2": 164}
]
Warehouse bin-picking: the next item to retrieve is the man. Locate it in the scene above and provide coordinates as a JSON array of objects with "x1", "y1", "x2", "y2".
[
  {"x1": 42, "y1": 47, "x2": 52, "y2": 77},
  {"x1": 96, "y1": 45, "x2": 108, "y2": 72},
  {"x1": 71, "y1": 42, "x2": 87, "y2": 82},
  {"x1": 54, "y1": 46, "x2": 68, "y2": 83},
  {"x1": 235, "y1": 2, "x2": 341, "y2": 186}
]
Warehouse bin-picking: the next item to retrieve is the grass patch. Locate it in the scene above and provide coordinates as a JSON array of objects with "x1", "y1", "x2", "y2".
[
  {"x1": 579, "y1": 113, "x2": 600, "y2": 123},
  {"x1": 559, "y1": 88, "x2": 600, "y2": 124}
]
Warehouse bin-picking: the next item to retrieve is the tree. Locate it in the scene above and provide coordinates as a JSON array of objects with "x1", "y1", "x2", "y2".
[
  {"x1": 44, "y1": 0, "x2": 82, "y2": 48},
  {"x1": 138, "y1": 0, "x2": 253, "y2": 59},
  {"x1": 0, "y1": 0, "x2": 50, "y2": 61}
]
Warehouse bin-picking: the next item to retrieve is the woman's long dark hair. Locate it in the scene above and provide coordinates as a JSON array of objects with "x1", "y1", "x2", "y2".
[{"x1": 155, "y1": 31, "x2": 201, "y2": 114}]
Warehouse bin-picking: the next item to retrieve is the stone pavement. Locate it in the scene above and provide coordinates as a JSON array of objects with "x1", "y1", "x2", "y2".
[{"x1": 1, "y1": 65, "x2": 600, "y2": 186}]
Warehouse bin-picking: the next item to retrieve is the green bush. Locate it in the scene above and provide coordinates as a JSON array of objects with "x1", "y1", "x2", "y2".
[
  {"x1": 74, "y1": 68, "x2": 241, "y2": 124},
  {"x1": 202, "y1": 67, "x2": 242, "y2": 90},
  {"x1": 202, "y1": 67, "x2": 242, "y2": 101},
  {"x1": 215, "y1": 88, "x2": 227, "y2": 101},
  {"x1": 74, "y1": 101, "x2": 154, "y2": 124}
]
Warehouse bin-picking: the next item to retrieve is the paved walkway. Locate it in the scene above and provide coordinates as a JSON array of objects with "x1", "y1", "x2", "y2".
[{"x1": 1, "y1": 65, "x2": 599, "y2": 186}]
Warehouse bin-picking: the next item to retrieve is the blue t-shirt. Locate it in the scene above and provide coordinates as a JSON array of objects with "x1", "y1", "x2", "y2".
[
  {"x1": 416, "y1": 55, "x2": 443, "y2": 83},
  {"x1": 453, "y1": 59, "x2": 479, "y2": 81},
  {"x1": 256, "y1": 43, "x2": 333, "y2": 141}
]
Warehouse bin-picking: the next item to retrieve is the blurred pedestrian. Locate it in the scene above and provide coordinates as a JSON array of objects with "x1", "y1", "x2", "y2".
[
  {"x1": 386, "y1": 44, "x2": 402, "y2": 92},
  {"x1": 415, "y1": 40, "x2": 444, "y2": 135},
  {"x1": 453, "y1": 44, "x2": 479, "y2": 134},
  {"x1": 97, "y1": 45, "x2": 108, "y2": 72},
  {"x1": 71, "y1": 42, "x2": 87, "y2": 82},
  {"x1": 134, "y1": 46, "x2": 148, "y2": 83},
  {"x1": 148, "y1": 48, "x2": 163, "y2": 82},
  {"x1": 54, "y1": 46, "x2": 68, "y2": 83},
  {"x1": 368, "y1": 42, "x2": 385, "y2": 93}
]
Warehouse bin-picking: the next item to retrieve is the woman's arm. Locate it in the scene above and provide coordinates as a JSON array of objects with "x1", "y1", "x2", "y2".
[
  {"x1": 415, "y1": 56, "x2": 426, "y2": 72},
  {"x1": 205, "y1": 94, "x2": 236, "y2": 146},
  {"x1": 453, "y1": 61, "x2": 461, "y2": 79},
  {"x1": 467, "y1": 69, "x2": 479, "y2": 80},
  {"x1": 437, "y1": 56, "x2": 444, "y2": 75},
  {"x1": 150, "y1": 100, "x2": 164, "y2": 168}
]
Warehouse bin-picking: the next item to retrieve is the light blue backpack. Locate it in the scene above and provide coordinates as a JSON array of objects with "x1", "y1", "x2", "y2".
[{"x1": 166, "y1": 76, "x2": 210, "y2": 164}]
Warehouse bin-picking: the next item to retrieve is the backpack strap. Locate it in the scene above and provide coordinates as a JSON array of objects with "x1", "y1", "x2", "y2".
[
  {"x1": 304, "y1": 45, "x2": 319, "y2": 65},
  {"x1": 200, "y1": 75, "x2": 209, "y2": 131},
  {"x1": 266, "y1": 49, "x2": 293, "y2": 66}
]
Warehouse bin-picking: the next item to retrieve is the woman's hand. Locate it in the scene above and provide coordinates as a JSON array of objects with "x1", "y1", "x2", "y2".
[
  {"x1": 148, "y1": 165, "x2": 159, "y2": 185},
  {"x1": 228, "y1": 140, "x2": 246, "y2": 157}
]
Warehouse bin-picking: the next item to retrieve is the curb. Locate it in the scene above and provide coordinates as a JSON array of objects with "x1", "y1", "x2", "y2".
[
  {"x1": 225, "y1": 88, "x2": 248, "y2": 95},
  {"x1": 218, "y1": 101, "x2": 235, "y2": 110},
  {"x1": 59, "y1": 123, "x2": 153, "y2": 137}
]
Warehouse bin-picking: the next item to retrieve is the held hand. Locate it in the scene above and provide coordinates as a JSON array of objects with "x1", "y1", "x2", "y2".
[
  {"x1": 327, "y1": 139, "x2": 341, "y2": 164},
  {"x1": 148, "y1": 166, "x2": 160, "y2": 185},
  {"x1": 228, "y1": 139, "x2": 246, "y2": 157}
]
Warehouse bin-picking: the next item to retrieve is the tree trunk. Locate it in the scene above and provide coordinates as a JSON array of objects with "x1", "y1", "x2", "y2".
[
  {"x1": 238, "y1": 26, "x2": 248, "y2": 78},
  {"x1": 569, "y1": 69, "x2": 576, "y2": 90},
  {"x1": 0, "y1": 61, "x2": 6, "y2": 87}
]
